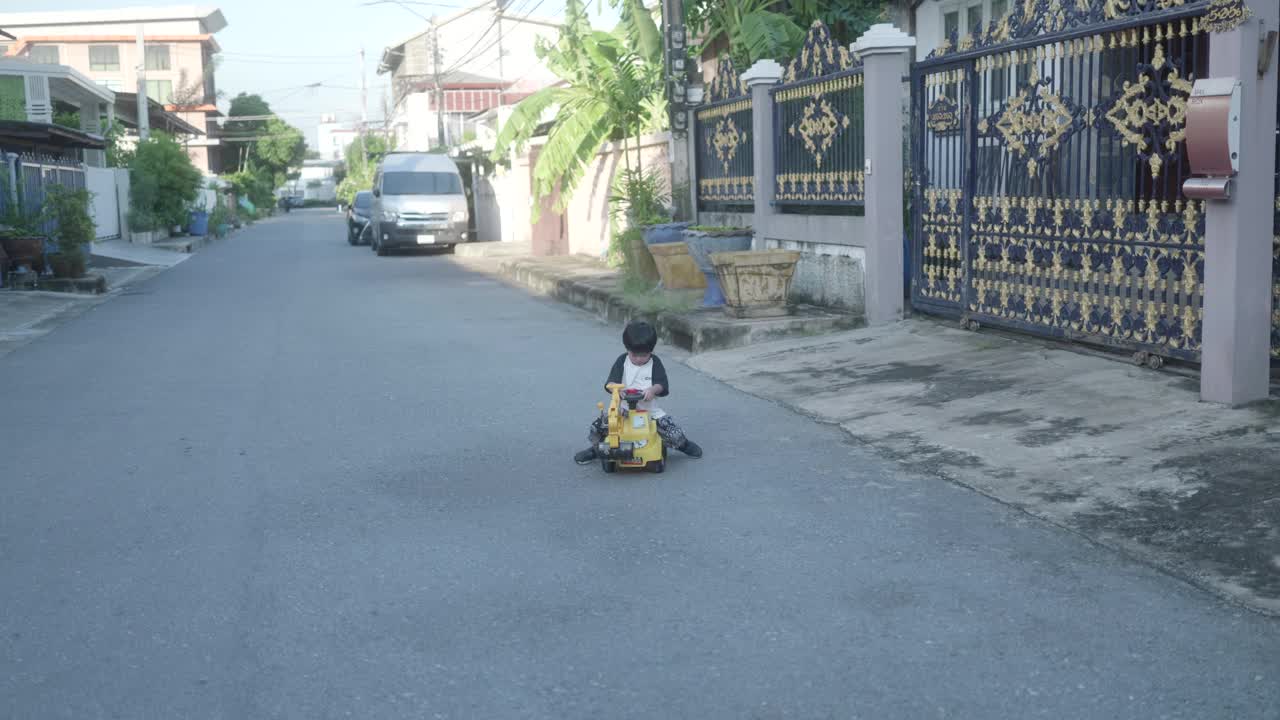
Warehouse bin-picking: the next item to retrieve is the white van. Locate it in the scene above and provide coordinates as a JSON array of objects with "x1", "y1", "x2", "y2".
[{"x1": 370, "y1": 152, "x2": 469, "y2": 255}]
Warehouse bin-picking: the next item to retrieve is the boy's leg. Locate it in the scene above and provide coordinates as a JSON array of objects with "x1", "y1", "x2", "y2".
[
  {"x1": 575, "y1": 413, "x2": 607, "y2": 464},
  {"x1": 657, "y1": 416, "x2": 702, "y2": 458}
]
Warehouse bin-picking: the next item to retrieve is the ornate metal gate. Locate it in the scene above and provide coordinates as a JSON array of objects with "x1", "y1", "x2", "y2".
[
  {"x1": 1272, "y1": 65, "x2": 1279, "y2": 360},
  {"x1": 910, "y1": 0, "x2": 1225, "y2": 362}
]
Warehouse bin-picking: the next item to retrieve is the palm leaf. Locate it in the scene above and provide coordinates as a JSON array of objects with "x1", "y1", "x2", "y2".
[
  {"x1": 490, "y1": 87, "x2": 561, "y2": 162},
  {"x1": 739, "y1": 10, "x2": 806, "y2": 63}
]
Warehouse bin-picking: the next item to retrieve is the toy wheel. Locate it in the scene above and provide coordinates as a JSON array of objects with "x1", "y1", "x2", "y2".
[
  {"x1": 601, "y1": 458, "x2": 616, "y2": 474},
  {"x1": 649, "y1": 459, "x2": 665, "y2": 474}
]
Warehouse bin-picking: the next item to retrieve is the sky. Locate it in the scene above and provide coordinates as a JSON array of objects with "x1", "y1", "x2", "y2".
[{"x1": 30, "y1": 0, "x2": 621, "y2": 149}]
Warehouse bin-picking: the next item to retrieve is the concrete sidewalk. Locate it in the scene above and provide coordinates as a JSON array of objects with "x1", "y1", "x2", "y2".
[
  {"x1": 687, "y1": 320, "x2": 1280, "y2": 615},
  {"x1": 452, "y1": 247, "x2": 861, "y2": 352},
  {"x1": 1, "y1": 261, "x2": 166, "y2": 358},
  {"x1": 92, "y1": 238, "x2": 192, "y2": 267}
]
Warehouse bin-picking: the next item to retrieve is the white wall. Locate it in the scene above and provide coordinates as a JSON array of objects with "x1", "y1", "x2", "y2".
[{"x1": 85, "y1": 166, "x2": 120, "y2": 239}]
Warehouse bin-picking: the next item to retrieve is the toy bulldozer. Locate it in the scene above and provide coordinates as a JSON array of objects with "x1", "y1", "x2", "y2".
[{"x1": 595, "y1": 383, "x2": 666, "y2": 474}]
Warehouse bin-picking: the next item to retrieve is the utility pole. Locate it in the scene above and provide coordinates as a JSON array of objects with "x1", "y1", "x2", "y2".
[
  {"x1": 135, "y1": 24, "x2": 150, "y2": 140},
  {"x1": 495, "y1": 0, "x2": 508, "y2": 106},
  {"x1": 432, "y1": 23, "x2": 445, "y2": 149},
  {"x1": 360, "y1": 46, "x2": 369, "y2": 167}
]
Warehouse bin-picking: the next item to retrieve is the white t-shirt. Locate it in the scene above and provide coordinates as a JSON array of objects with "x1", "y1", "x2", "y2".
[{"x1": 621, "y1": 356, "x2": 666, "y2": 419}]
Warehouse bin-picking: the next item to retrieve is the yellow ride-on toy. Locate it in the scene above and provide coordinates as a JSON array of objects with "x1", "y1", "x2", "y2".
[{"x1": 595, "y1": 383, "x2": 666, "y2": 473}]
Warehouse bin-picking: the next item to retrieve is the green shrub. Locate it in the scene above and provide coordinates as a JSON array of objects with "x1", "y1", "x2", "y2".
[
  {"x1": 41, "y1": 186, "x2": 95, "y2": 277},
  {"x1": 129, "y1": 133, "x2": 202, "y2": 230}
]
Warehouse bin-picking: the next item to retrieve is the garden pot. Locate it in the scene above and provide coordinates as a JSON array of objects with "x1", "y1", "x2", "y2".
[
  {"x1": 684, "y1": 228, "x2": 753, "y2": 307},
  {"x1": 0, "y1": 235, "x2": 47, "y2": 274},
  {"x1": 648, "y1": 242, "x2": 706, "y2": 290},
  {"x1": 48, "y1": 252, "x2": 87, "y2": 279},
  {"x1": 188, "y1": 210, "x2": 210, "y2": 237},
  {"x1": 641, "y1": 221, "x2": 692, "y2": 246},
  {"x1": 625, "y1": 229, "x2": 660, "y2": 284},
  {"x1": 216, "y1": 223, "x2": 231, "y2": 238},
  {"x1": 710, "y1": 249, "x2": 802, "y2": 318}
]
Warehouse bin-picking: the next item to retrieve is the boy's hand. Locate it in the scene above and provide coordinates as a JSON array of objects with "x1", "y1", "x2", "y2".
[{"x1": 643, "y1": 385, "x2": 662, "y2": 401}]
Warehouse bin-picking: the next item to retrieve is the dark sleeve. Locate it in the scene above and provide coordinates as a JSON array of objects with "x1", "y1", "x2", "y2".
[
  {"x1": 651, "y1": 355, "x2": 670, "y2": 397},
  {"x1": 604, "y1": 354, "x2": 626, "y2": 393}
]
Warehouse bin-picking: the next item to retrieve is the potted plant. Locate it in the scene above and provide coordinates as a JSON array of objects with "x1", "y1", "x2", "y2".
[
  {"x1": 41, "y1": 186, "x2": 95, "y2": 279},
  {"x1": 710, "y1": 249, "x2": 803, "y2": 318},
  {"x1": 682, "y1": 226, "x2": 754, "y2": 306},
  {"x1": 209, "y1": 202, "x2": 233, "y2": 239},
  {"x1": 0, "y1": 196, "x2": 48, "y2": 275}
]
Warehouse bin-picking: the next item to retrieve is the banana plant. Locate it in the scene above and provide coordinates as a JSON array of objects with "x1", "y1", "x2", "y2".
[{"x1": 490, "y1": 0, "x2": 666, "y2": 218}]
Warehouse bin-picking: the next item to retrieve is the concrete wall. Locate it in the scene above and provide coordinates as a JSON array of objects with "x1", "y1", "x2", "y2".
[
  {"x1": 563, "y1": 132, "x2": 671, "y2": 258},
  {"x1": 85, "y1": 165, "x2": 120, "y2": 239}
]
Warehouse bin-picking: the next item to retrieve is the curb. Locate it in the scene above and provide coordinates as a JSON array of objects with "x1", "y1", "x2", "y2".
[{"x1": 491, "y1": 257, "x2": 863, "y2": 354}]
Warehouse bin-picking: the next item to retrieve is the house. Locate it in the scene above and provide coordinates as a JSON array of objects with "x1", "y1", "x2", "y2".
[
  {"x1": 317, "y1": 114, "x2": 360, "y2": 162},
  {"x1": 0, "y1": 56, "x2": 114, "y2": 167},
  {"x1": 376, "y1": 0, "x2": 558, "y2": 151},
  {"x1": 0, "y1": 6, "x2": 228, "y2": 174}
]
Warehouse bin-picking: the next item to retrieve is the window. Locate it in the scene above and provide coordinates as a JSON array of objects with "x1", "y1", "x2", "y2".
[
  {"x1": 99, "y1": 79, "x2": 123, "y2": 91},
  {"x1": 145, "y1": 45, "x2": 170, "y2": 71},
  {"x1": 0, "y1": 44, "x2": 10, "y2": 57},
  {"x1": 146, "y1": 79, "x2": 173, "y2": 104},
  {"x1": 89, "y1": 45, "x2": 121, "y2": 71},
  {"x1": 967, "y1": 5, "x2": 984, "y2": 34},
  {"x1": 943, "y1": 11, "x2": 959, "y2": 41},
  {"x1": 380, "y1": 172, "x2": 463, "y2": 196},
  {"x1": 990, "y1": 0, "x2": 1008, "y2": 20},
  {"x1": 28, "y1": 45, "x2": 60, "y2": 64}
]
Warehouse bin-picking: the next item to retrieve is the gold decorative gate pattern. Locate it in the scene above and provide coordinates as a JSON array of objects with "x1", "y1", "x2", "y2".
[{"x1": 911, "y1": 1, "x2": 1217, "y2": 361}]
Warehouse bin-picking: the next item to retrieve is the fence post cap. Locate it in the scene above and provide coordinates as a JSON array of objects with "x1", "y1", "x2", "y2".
[
  {"x1": 740, "y1": 59, "x2": 784, "y2": 87},
  {"x1": 852, "y1": 24, "x2": 916, "y2": 58}
]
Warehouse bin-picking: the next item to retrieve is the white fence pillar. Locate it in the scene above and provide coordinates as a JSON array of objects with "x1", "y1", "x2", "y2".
[
  {"x1": 1199, "y1": 0, "x2": 1279, "y2": 405},
  {"x1": 741, "y1": 60, "x2": 784, "y2": 251},
  {"x1": 853, "y1": 24, "x2": 915, "y2": 326}
]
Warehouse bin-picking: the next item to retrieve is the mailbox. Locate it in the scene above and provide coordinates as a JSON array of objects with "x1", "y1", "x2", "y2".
[{"x1": 1182, "y1": 77, "x2": 1241, "y2": 201}]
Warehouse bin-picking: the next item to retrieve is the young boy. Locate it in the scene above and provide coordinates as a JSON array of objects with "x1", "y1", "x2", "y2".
[{"x1": 574, "y1": 321, "x2": 703, "y2": 464}]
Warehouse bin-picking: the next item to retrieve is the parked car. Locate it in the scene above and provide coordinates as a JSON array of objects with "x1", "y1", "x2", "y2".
[
  {"x1": 346, "y1": 190, "x2": 374, "y2": 245},
  {"x1": 369, "y1": 152, "x2": 469, "y2": 256}
]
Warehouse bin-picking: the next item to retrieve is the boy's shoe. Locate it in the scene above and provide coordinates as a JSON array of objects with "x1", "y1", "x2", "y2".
[
  {"x1": 574, "y1": 447, "x2": 598, "y2": 465},
  {"x1": 679, "y1": 440, "x2": 703, "y2": 459}
]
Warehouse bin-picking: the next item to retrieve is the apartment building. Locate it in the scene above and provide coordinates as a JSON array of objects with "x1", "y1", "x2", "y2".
[{"x1": 0, "y1": 6, "x2": 228, "y2": 174}]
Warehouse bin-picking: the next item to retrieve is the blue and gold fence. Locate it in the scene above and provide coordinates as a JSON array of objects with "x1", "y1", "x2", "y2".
[
  {"x1": 772, "y1": 22, "x2": 865, "y2": 210},
  {"x1": 695, "y1": 58, "x2": 753, "y2": 212},
  {"x1": 910, "y1": 0, "x2": 1231, "y2": 363},
  {"x1": 1271, "y1": 66, "x2": 1279, "y2": 361}
]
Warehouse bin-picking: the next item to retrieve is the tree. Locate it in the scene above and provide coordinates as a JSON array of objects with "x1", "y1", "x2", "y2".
[
  {"x1": 491, "y1": 0, "x2": 666, "y2": 216},
  {"x1": 684, "y1": 0, "x2": 893, "y2": 66},
  {"x1": 222, "y1": 92, "x2": 272, "y2": 172},
  {"x1": 253, "y1": 117, "x2": 307, "y2": 186},
  {"x1": 170, "y1": 55, "x2": 225, "y2": 108},
  {"x1": 336, "y1": 134, "x2": 395, "y2": 206},
  {"x1": 129, "y1": 132, "x2": 203, "y2": 231},
  {"x1": 684, "y1": 0, "x2": 805, "y2": 67}
]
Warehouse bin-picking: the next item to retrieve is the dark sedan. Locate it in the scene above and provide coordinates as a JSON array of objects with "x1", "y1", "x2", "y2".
[{"x1": 346, "y1": 191, "x2": 373, "y2": 245}]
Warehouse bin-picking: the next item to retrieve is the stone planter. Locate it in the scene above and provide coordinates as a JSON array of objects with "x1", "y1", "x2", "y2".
[
  {"x1": 131, "y1": 229, "x2": 163, "y2": 245},
  {"x1": 48, "y1": 252, "x2": 87, "y2": 279},
  {"x1": 684, "y1": 228, "x2": 753, "y2": 307},
  {"x1": 649, "y1": 241, "x2": 706, "y2": 290},
  {"x1": 625, "y1": 229, "x2": 660, "y2": 284},
  {"x1": 710, "y1": 250, "x2": 802, "y2": 318},
  {"x1": 641, "y1": 221, "x2": 692, "y2": 246}
]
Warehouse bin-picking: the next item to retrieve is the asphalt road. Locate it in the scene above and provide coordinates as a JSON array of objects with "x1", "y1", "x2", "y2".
[{"x1": 2, "y1": 210, "x2": 1278, "y2": 719}]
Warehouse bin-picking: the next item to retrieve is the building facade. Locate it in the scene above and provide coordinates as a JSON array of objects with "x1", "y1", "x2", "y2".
[
  {"x1": 377, "y1": 0, "x2": 557, "y2": 151},
  {"x1": 0, "y1": 6, "x2": 227, "y2": 174}
]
